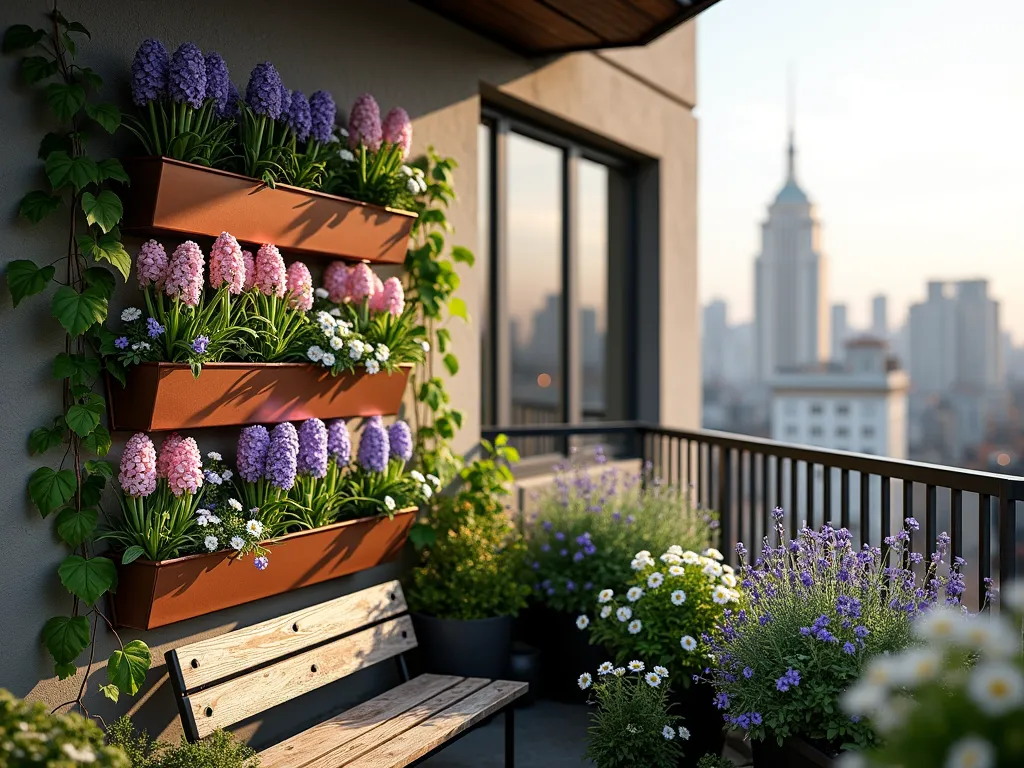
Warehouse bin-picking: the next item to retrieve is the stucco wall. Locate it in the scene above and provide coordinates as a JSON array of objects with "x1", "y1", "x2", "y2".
[{"x1": 0, "y1": 0, "x2": 698, "y2": 746}]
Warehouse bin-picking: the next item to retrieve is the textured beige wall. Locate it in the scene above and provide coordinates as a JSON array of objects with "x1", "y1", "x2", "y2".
[{"x1": 0, "y1": 0, "x2": 698, "y2": 745}]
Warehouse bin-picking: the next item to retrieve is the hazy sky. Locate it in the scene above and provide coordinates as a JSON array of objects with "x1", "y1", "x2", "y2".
[{"x1": 697, "y1": 0, "x2": 1024, "y2": 340}]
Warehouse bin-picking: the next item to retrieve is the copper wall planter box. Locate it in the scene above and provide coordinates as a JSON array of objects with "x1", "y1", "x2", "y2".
[
  {"x1": 121, "y1": 157, "x2": 417, "y2": 264},
  {"x1": 106, "y1": 362, "x2": 412, "y2": 431},
  {"x1": 111, "y1": 508, "x2": 417, "y2": 630}
]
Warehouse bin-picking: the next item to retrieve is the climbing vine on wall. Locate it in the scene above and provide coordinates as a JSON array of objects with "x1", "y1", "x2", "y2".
[{"x1": 3, "y1": 7, "x2": 151, "y2": 711}]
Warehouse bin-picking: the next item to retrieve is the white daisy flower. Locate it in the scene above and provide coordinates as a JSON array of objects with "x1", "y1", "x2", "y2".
[
  {"x1": 422, "y1": 484, "x2": 433, "y2": 498},
  {"x1": 228, "y1": 498, "x2": 243, "y2": 512},
  {"x1": 365, "y1": 358, "x2": 380, "y2": 374},
  {"x1": 944, "y1": 737, "x2": 995, "y2": 768},
  {"x1": 576, "y1": 615, "x2": 590, "y2": 630},
  {"x1": 384, "y1": 495, "x2": 396, "y2": 511},
  {"x1": 840, "y1": 680, "x2": 887, "y2": 716},
  {"x1": 712, "y1": 585, "x2": 733, "y2": 604},
  {"x1": 667, "y1": 544, "x2": 683, "y2": 556},
  {"x1": 671, "y1": 589, "x2": 687, "y2": 605},
  {"x1": 722, "y1": 564, "x2": 735, "y2": 574},
  {"x1": 967, "y1": 661, "x2": 1024, "y2": 715},
  {"x1": 375, "y1": 344, "x2": 390, "y2": 362},
  {"x1": 400, "y1": 165, "x2": 414, "y2": 176},
  {"x1": 597, "y1": 588, "x2": 614, "y2": 604},
  {"x1": 1003, "y1": 581, "x2": 1024, "y2": 613},
  {"x1": 682, "y1": 551, "x2": 701, "y2": 564},
  {"x1": 577, "y1": 672, "x2": 592, "y2": 690},
  {"x1": 246, "y1": 519, "x2": 264, "y2": 538},
  {"x1": 635, "y1": 550, "x2": 651, "y2": 560},
  {"x1": 647, "y1": 572, "x2": 664, "y2": 589},
  {"x1": 363, "y1": 343, "x2": 374, "y2": 355},
  {"x1": 626, "y1": 586, "x2": 644, "y2": 602},
  {"x1": 661, "y1": 724, "x2": 674, "y2": 739},
  {"x1": 348, "y1": 339, "x2": 365, "y2": 359},
  {"x1": 410, "y1": 470, "x2": 426, "y2": 483},
  {"x1": 954, "y1": 615, "x2": 1020, "y2": 658},
  {"x1": 600, "y1": 605, "x2": 612, "y2": 619},
  {"x1": 628, "y1": 620, "x2": 642, "y2": 635},
  {"x1": 121, "y1": 307, "x2": 142, "y2": 322},
  {"x1": 660, "y1": 552, "x2": 682, "y2": 565},
  {"x1": 314, "y1": 287, "x2": 330, "y2": 299},
  {"x1": 316, "y1": 310, "x2": 335, "y2": 326},
  {"x1": 704, "y1": 547, "x2": 724, "y2": 561},
  {"x1": 597, "y1": 662, "x2": 614, "y2": 675},
  {"x1": 329, "y1": 335, "x2": 344, "y2": 350},
  {"x1": 677, "y1": 726, "x2": 690, "y2": 741},
  {"x1": 307, "y1": 345, "x2": 324, "y2": 362},
  {"x1": 680, "y1": 635, "x2": 697, "y2": 652},
  {"x1": 616, "y1": 606, "x2": 632, "y2": 622},
  {"x1": 613, "y1": 667, "x2": 626, "y2": 677},
  {"x1": 669, "y1": 565, "x2": 685, "y2": 577},
  {"x1": 645, "y1": 672, "x2": 661, "y2": 688},
  {"x1": 62, "y1": 744, "x2": 98, "y2": 762},
  {"x1": 627, "y1": 660, "x2": 645, "y2": 673},
  {"x1": 914, "y1": 606, "x2": 963, "y2": 642},
  {"x1": 863, "y1": 656, "x2": 901, "y2": 688},
  {"x1": 321, "y1": 352, "x2": 336, "y2": 367},
  {"x1": 204, "y1": 535, "x2": 219, "y2": 552},
  {"x1": 721, "y1": 573, "x2": 738, "y2": 588},
  {"x1": 654, "y1": 665, "x2": 669, "y2": 677},
  {"x1": 703, "y1": 561, "x2": 724, "y2": 579},
  {"x1": 207, "y1": 451, "x2": 223, "y2": 461},
  {"x1": 230, "y1": 536, "x2": 245, "y2": 551},
  {"x1": 893, "y1": 648, "x2": 941, "y2": 686}
]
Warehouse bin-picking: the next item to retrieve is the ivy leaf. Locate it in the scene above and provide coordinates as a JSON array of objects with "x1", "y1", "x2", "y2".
[
  {"x1": 84, "y1": 102, "x2": 121, "y2": 134},
  {"x1": 84, "y1": 459, "x2": 114, "y2": 478},
  {"x1": 66, "y1": 403, "x2": 101, "y2": 437},
  {"x1": 53, "y1": 353, "x2": 101, "y2": 384},
  {"x1": 436, "y1": 328, "x2": 451, "y2": 354},
  {"x1": 45, "y1": 151, "x2": 99, "y2": 192},
  {"x1": 28, "y1": 420, "x2": 66, "y2": 455},
  {"x1": 105, "y1": 357, "x2": 127, "y2": 388},
  {"x1": 82, "y1": 424, "x2": 111, "y2": 457},
  {"x1": 107, "y1": 641, "x2": 151, "y2": 696},
  {"x1": 121, "y1": 546, "x2": 146, "y2": 566},
  {"x1": 58, "y1": 555, "x2": 117, "y2": 605},
  {"x1": 38, "y1": 131, "x2": 72, "y2": 160},
  {"x1": 451, "y1": 245, "x2": 476, "y2": 266},
  {"x1": 6, "y1": 260, "x2": 55, "y2": 306},
  {"x1": 81, "y1": 190, "x2": 122, "y2": 234},
  {"x1": 21, "y1": 55, "x2": 59, "y2": 85},
  {"x1": 51, "y1": 285, "x2": 107, "y2": 337},
  {"x1": 2, "y1": 25, "x2": 45, "y2": 53},
  {"x1": 451, "y1": 409, "x2": 465, "y2": 429},
  {"x1": 79, "y1": 232, "x2": 130, "y2": 280},
  {"x1": 83, "y1": 267, "x2": 116, "y2": 299},
  {"x1": 66, "y1": 21, "x2": 91, "y2": 38},
  {"x1": 28, "y1": 466, "x2": 76, "y2": 517},
  {"x1": 99, "y1": 684, "x2": 119, "y2": 704},
  {"x1": 19, "y1": 190, "x2": 63, "y2": 224},
  {"x1": 45, "y1": 82, "x2": 86, "y2": 123},
  {"x1": 41, "y1": 615, "x2": 89, "y2": 669},
  {"x1": 97, "y1": 158, "x2": 129, "y2": 184},
  {"x1": 78, "y1": 472, "x2": 105, "y2": 508},
  {"x1": 448, "y1": 297, "x2": 468, "y2": 321},
  {"x1": 442, "y1": 353, "x2": 459, "y2": 376},
  {"x1": 76, "y1": 67, "x2": 103, "y2": 91},
  {"x1": 56, "y1": 506, "x2": 98, "y2": 547}
]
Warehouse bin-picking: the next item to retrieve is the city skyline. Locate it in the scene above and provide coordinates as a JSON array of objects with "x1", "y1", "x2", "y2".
[{"x1": 697, "y1": 0, "x2": 1024, "y2": 340}]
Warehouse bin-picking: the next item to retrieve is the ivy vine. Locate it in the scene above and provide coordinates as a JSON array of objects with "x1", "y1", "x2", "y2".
[{"x1": 4, "y1": 6, "x2": 151, "y2": 712}]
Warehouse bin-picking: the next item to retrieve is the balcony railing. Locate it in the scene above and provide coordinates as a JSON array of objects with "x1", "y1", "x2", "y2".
[{"x1": 482, "y1": 422, "x2": 1024, "y2": 612}]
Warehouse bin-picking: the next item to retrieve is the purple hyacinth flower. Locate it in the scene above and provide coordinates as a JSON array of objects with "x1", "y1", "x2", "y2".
[
  {"x1": 204, "y1": 52, "x2": 231, "y2": 117},
  {"x1": 225, "y1": 81, "x2": 241, "y2": 118},
  {"x1": 191, "y1": 335, "x2": 210, "y2": 354},
  {"x1": 245, "y1": 62, "x2": 284, "y2": 119},
  {"x1": 237, "y1": 425, "x2": 270, "y2": 483},
  {"x1": 357, "y1": 417, "x2": 390, "y2": 472},
  {"x1": 284, "y1": 90, "x2": 312, "y2": 143},
  {"x1": 265, "y1": 422, "x2": 299, "y2": 490},
  {"x1": 130, "y1": 38, "x2": 169, "y2": 106},
  {"x1": 327, "y1": 419, "x2": 351, "y2": 466},
  {"x1": 297, "y1": 418, "x2": 328, "y2": 479},
  {"x1": 388, "y1": 421, "x2": 413, "y2": 462},
  {"x1": 114, "y1": 336, "x2": 129, "y2": 350},
  {"x1": 309, "y1": 90, "x2": 336, "y2": 144},
  {"x1": 169, "y1": 42, "x2": 207, "y2": 109}
]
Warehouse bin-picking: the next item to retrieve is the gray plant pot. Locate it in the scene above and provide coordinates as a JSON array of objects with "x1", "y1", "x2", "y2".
[{"x1": 412, "y1": 612, "x2": 513, "y2": 680}]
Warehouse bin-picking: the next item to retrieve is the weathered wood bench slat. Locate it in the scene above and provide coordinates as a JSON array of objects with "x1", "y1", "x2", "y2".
[
  {"x1": 173, "y1": 581, "x2": 407, "y2": 689},
  {"x1": 188, "y1": 616, "x2": 416, "y2": 738},
  {"x1": 257, "y1": 674, "x2": 464, "y2": 768},
  {"x1": 343, "y1": 680, "x2": 528, "y2": 768}
]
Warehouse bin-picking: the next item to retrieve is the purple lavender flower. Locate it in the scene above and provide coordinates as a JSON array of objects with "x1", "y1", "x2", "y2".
[
  {"x1": 565, "y1": 580, "x2": 576, "y2": 592},
  {"x1": 573, "y1": 551, "x2": 584, "y2": 563},
  {"x1": 254, "y1": 556, "x2": 269, "y2": 571},
  {"x1": 626, "y1": 514, "x2": 636, "y2": 525},
  {"x1": 531, "y1": 561, "x2": 540, "y2": 570},
  {"x1": 237, "y1": 425, "x2": 270, "y2": 483},
  {"x1": 131, "y1": 39, "x2": 169, "y2": 106},
  {"x1": 284, "y1": 90, "x2": 312, "y2": 143},
  {"x1": 204, "y1": 52, "x2": 231, "y2": 117},
  {"x1": 750, "y1": 712, "x2": 763, "y2": 726},
  {"x1": 327, "y1": 419, "x2": 351, "y2": 466},
  {"x1": 169, "y1": 42, "x2": 207, "y2": 109},
  {"x1": 191, "y1": 335, "x2": 209, "y2": 354},
  {"x1": 265, "y1": 422, "x2": 299, "y2": 490},
  {"x1": 540, "y1": 543, "x2": 550, "y2": 553},
  {"x1": 147, "y1": 317, "x2": 164, "y2": 338},
  {"x1": 559, "y1": 549, "x2": 568, "y2": 557},
  {"x1": 114, "y1": 336, "x2": 129, "y2": 350},
  {"x1": 772, "y1": 506, "x2": 785, "y2": 521},
  {"x1": 245, "y1": 62, "x2": 284, "y2": 119},
  {"x1": 584, "y1": 582, "x2": 593, "y2": 590},
  {"x1": 714, "y1": 692, "x2": 729, "y2": 710},
  {"x1": 843, "y1": 641, "x2": 856, "y2": 655},
  {"x1": 743, "y1": 666, "x2": 753, "y2": 679},
  {"x1": 357, "y1": 417, "x2": 390, "y2": 472},
  {"x1": 309, "y1": 90, "x2": 336, "y2": 144},
  {"x1": 542, "y1": 520, "x2": 553, "y2": 531},
  {"x1": 387, "y1": 421, "x2": 413, "y2": 462},
  {"x1": 905, "y1": 517, "x2": 920, "y2": 531},
  {"x1": 554, "y1": 531, "x2": 565, "y2": 541},
  {"x1": 297, "y1": 418, "x2": 328, "y2": 479}
]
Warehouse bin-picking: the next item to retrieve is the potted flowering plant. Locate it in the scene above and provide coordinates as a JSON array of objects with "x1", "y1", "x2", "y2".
[
  {"x1": 579, "y1": 660, "x2": 689, "y2": 768},
  {"x1": 840, "y1": 583, "x2": 1023, "y2": 768},
  {"x1": 584, "y1": 545, "x2": 740, "y2": 760},
  {"x1": 521, "y1": 450, "x2": 717, "y2": 701},
  {"x1": 406, "y1": 437, "x2": 530, "y2": 679},
  {"x1": 702, "y1": 509, "x2": 968, "y2": 766}
]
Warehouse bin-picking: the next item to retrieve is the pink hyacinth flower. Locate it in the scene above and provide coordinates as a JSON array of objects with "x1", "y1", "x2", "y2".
[
  {"x1": 165, "y1": 436, "x2": 204, "y2": 497},
  {"x1": 242, "y1": 250, "x2": 256, "y2": 291},
  {"x1": 323, "y1": 261, "x2": 350, "y2": 303},
  {"x1": 136, "y1": 239, "x2": 168, "y2": 289},
  {"x1": 165, "y1": 240, "x2": 205, "y2": 306},
  {"x1": 381, "y1": 277, "x2": 405, "y2": 317},
  {"x1": 119, "y1": 433, "x2": 157, "y2": 498},
  {"x1": 156, "y1": 432, "x2": 184, "y2": 479},
  {"x1": 348, "y1": 93, "x2": 382, "y2": 151},
  {"x1": 369, "y1": 274, "x2": 386, "y2": 312},
  {"x1": 382, "y1": 107, "x2": 412, "y2": 159},
  {"x1": 347, "y1": 263, "x2": 375, "y2": 302},
  {"x1": 286, "y1": 261, "x2": 314, "y2": 311},
  {"x1": 254, "y1": 243, "x2": 287, "y2": 298},
  {"x1": 209, "y1": 232, "x2": 246, "y2": 294}
]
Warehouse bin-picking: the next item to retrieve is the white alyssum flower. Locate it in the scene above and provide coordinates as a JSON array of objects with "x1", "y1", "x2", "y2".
[
  {"x1": 131, "y1": 342, "x2": 151, "y2": 351},
  {"x1": 721, "y1": 572, "x2": 738, "y2": 588},
  {"x1": 420, "y1": 340, "x2": 430, "y2": 353},
  {"x1": 677, "y1": 726, "x2": 690, "y2": 741},
  {"x1": 626, "y1": 724, "x2": 640, "y2": 734},
  {"x1": 597, "y1": 661, "x2": 614, "y2": 675},
  {"x1": 704, "y1": 547, "x2": 724, "y2": 561},
  {"x1": 314, "y1": 287, "x2": 330, "y2": 299},
  {"x1": 944, "y1": 737, "x2": 995, "y2": 768},
  {"x1": 230, "y1": 536, "x2": 245, "y2": 551},
  {"x1": 654, "y1": 666, "x2": 669, "y2": 677},
  {"x1": 410, "y1": 470, "x2": 426, "y2": 483},
  {"x1": 645, "y1": 672, "x2": 661, "y2": 688},
  {"x1": 647, "y1": 572, "x2": 664, "y2": 589},
  {"x1": 384, "y1": 495, "x2": 396, "y2": 511},
  {"x1": 669, "y1": 565, "x2": 685, "y2": 577},
  {"x1": 967, "y1": 661, "x2": 1024, "y2": 715},
  {"x1": 329, "y1": 335, "x2": 345, "y2": 350},
  {"x1": 428, "y1": 474, "x2": 441, "y2": 488},
  {"x1": 62, "y1": 744, "x2": 98, "y2": 762},
  {"x1": 616, "y1": 606, "x2": 632, "y2": 622},
  {"x1": 228, "y1": 498, "x2": 243, "y2": 512},
  {"x1": 196, "y1": 511, "x2": 213, "y2": 527},
  {"x1": 121, "y1": 307, "x2": 143, "y2": 322},
  {"x1": 407, "y1": 178, "x2": 421, "y2": 194},
  {"x1": 626, "y1": 586, "x2": 644, "y2": 602},
  {"x1": 600, "y1": 605, "x2": 612, "y2": 619},
  {"x1": 375, "y1": 344, "x2": 390, "y2": 362},
  {"x1": 246, "y1": 519, "x2": 264, "y2": 538},
  {"x1": 577, "y1": 672, "x2": 592, "y2": 690},
  {"x1": 339, "y1": 148, "x2": 355, "y2": 162},
  {"x1": 661, "y1": 724, "x2": 674, "y2": 740},
  {"x1": 576, "y1": 615, "x2": 590, "y2": 630},
  {"x1": 598, "y1": 588, "x2": 614, "y2": 603},
  {"x1": 348, "y1": 339, "x2": 366, "y2": 360},
  {"x1": 207, "y1": 451, "x2": 223, "y2": 461},
  {"x1": 627, "y1": 660, "x2": 645, "y2": 673},
  {"x1": 421, "y1": 484, "x2": 433, "y2": 498},
  {"x1": 680, "y1": 635, "x2": 697, "y2": 652},
  {"x1": 365, "y1": 359, "x2": 380, "y2": 374},
  {"x1": 205, "y1": 535, "x2": 219, "y2": 552},
  {"x1": 613, "y1": 667, "x2": 626, "y2": 677},
  {"x1": 336, "y1": 319, "x2": 352, "y2": 336},
  {"x1": 307, "y1": 345, "x2": 324, "y2": 362},
  {"x1": 321, "y1": 352, "x2": 336, "y2": 367},
  {"x1": 671, "y1": 589, "x2": 687, "y2": 605},
  {"x1": 628, "y1": 620, "x2": 642, "y2": 635},
  {"x1": 401, "y1": 165, "x2": 414, "y2": 176}
]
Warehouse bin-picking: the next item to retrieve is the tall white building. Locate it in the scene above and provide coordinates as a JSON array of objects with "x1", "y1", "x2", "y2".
[
  {"x1": 831, "y1": 303, "x2": 849, "y2": 363},
  {"x1": 702, "y1": 299, "x2": 728, "y2": 383},
  {"x1": 754, "y1": 131, "x2": 829, "y2": 382},
  {"x1": 871, "y1": 295, "x2": 888, "y2": 339}
]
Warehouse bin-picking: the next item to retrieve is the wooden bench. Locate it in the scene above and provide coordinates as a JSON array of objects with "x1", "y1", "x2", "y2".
[{"x1": 164, "y1": 580, "x2": 527, "y2": 767}]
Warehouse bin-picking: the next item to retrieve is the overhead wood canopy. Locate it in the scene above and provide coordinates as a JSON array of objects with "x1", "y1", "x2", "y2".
[{"x1": 411, "y1": 0, "x2": 723, "y2": 56}]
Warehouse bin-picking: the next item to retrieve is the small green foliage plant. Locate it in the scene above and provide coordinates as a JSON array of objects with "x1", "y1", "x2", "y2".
[
  {"x1": 106, "y1": 716, "x2": 259, "y2": 768},
  {"x1": 696, "y1": 754, "x2": 735, "y2": 768}
]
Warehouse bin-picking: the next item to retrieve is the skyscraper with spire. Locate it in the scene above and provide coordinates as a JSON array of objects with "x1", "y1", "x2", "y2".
[{"x1": 754, "y1": 111, "x2": 829, "y2": 382}]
